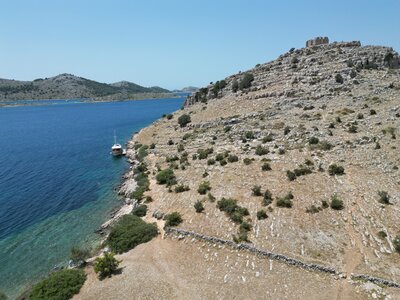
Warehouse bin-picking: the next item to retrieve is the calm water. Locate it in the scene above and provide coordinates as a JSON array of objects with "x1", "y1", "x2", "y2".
[{"x1": 0, "y1": 98, "x2": 183, "y2": 298}]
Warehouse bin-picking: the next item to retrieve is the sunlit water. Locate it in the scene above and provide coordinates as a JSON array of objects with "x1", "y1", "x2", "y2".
[{"x1": 0, "y1": 98, "x2": 184, "y2": 298}]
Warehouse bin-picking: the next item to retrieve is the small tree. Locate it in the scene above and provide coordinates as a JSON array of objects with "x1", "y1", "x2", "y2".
[
  {"x1": 165, "y1": 212, "x2": 183, "y2": 226},
  {"x1": 156, "y1": 168, "x2": 176, "y2": 185},
  {"x1": 328, "y1": 164, "x2": 344, "y2": 176},
  {"x1": 94, "y1": 252, "x2": 120, "y2": 280},
  {"x1": 257, "y1": 210, "x2": 268, "y2": 220},
  {"x1": 178, "y1": 114, "x2": 191, "y2": 127},
  {"x1": 197, "y1": 181, "x2": 211, "y2": 195},
  {"x1": 251, "y1": 185, "x2": 262, "y2": 196},
  {"x1": 239, "y1": 73, "x2": 254, "y2": 90}
]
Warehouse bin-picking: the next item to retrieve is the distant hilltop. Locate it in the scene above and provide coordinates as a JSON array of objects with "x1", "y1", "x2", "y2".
[{"x1": 0, "y1": 73, "x2": 171, "y2": 101}]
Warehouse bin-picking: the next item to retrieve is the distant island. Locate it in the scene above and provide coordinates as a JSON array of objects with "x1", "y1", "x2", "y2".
[{"x1": 0, "y1": 74, "x2": 174, "y2": 101}]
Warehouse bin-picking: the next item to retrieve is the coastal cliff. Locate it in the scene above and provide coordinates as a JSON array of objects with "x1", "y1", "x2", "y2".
[{"x1": 77, "y1": 39, "x2": 400, "y2": 299}]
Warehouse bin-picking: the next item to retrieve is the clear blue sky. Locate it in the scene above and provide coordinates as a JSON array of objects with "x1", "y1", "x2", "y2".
[{"x1": 1, "y1": 0, "x2": 399, "y2": 90}]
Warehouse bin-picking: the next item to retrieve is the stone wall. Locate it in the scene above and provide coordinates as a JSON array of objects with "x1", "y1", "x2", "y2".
[
  {"x1": 165, "y1": 227, "x2": 400, "y2": 289},
  {"x1": 306, "y1": 36, "x2": 329, "y2": 47}
]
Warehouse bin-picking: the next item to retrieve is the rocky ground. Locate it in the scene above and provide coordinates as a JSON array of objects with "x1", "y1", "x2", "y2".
[{"x1": 78, "y1": 39, "x2": 400, "y2": 299}]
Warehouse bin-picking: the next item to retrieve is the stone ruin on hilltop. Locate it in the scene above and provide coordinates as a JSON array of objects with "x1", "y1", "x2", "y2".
[{"x1": 306, "y1": 36, "x2": 329, "y2": 47}]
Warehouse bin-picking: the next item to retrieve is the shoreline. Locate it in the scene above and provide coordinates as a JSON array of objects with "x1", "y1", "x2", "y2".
[
  {"x1": 0, "y1": 94, "x2": 185, "y2": 108},
  {"x1": 97, "y1": 133, "x2": 142, "y2": 235}
]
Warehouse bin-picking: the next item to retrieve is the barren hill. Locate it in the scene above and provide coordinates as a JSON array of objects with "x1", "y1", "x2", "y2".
[
  {"x1": 78, "y1": 38, "x2": 400, "y2": 299},
  {"x1": 0, "y1": 73, "x2": 170, "y2": 101}
]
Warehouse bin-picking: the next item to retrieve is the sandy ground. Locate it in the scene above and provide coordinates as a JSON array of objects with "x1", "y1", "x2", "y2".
[{"x1": 75, "y1": 236, "x2": 373, "y2": 300}]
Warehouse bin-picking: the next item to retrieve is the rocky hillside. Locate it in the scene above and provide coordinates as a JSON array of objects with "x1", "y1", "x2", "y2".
[
  {"x1": 78, "y1": 38, "x2": 400, "y2": 299},
  {"x1": 0, "y1": 73, "x2": 170, "y2": 101}
]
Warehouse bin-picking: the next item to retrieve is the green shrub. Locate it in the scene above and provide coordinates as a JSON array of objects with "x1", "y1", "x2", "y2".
[
  {"x1": 165, "y1": 212, "x2": 183, "y2": 227},
  {"x1": 286, "y1": 170, "x2": 296, "y2": 181},
  {"x1": 251, "y1": 185, "x2": 262, "y2": 196},
  {"x1": 166, "y1": 114, "x2": 173, "y2": 120},
  {"x1": 284, "y1": 126, "x2": 291, "y2": 135},
  {"x1": 70, "y1": 246, "x2": 90, "y2": 265},
  {"x1": 0, "y1": 292, "x2": 6, "y2": 300},
  {"x1": 255, "y1": 145, "x2": 269, "y2": 156},
  {"x1": 393, "y1": 235, "x2": 400, "y2": 253},
  {"x1": 257, "y1": 210, "x2": 268, "y2": 220},
  {"x1": 245, "y1": 131, "x2": 255, "y2": 139},
  {"x1": 321, "y1": 200, "x2": 329, "y2": 209},
  {"x1": 276, "y1": 192, "x2": 294, "y2": 208},
  {"x1": 216, "y1": 198, "x2": 249, "y2": 224},
  {"x1": 262, "y1": 190, "x2": 273, "y2": 206},
  {"x1": 330, "y1": 194, "x2": 344, "y2": 210},
  {"x1": 174, "y1": 184, "x2": 190, "y2": 193},
  {"x1": 261, "y1": 162, "x2": 271, "y2": 171},
  {"x1": 107, "y1": 215, "x2": 158, "y2": 253},
  {"x1": 328, "y1": 164, "x2": 345, "y2": 176},
  {"x1": 132, "y1": 204, "x2": 148, "y2": 217},
  {"x1": 227, "y1": 155, "x2": 239, "y2": 163},
  {"x1": 219, "y1": 159, "x2": 227, "y2": 166},
  {"x1": 262, "y1": 134, "x2": 274, "y2": 143},
  {"x1": 194, "y1": 201, "x2": 204, "y2": 213},
  {"x1": 178, "y1": 114, "x2": 191, "y2": 127},
  {"x1": 239, "y1": 73, "x2": 254, "y2": 90},
  {"x1": 207, "y1": 192, "x2": 216, "y2": 202},
  {"x1": 243, "y1": 158, "x2": 251, "y2": 165},
  {"x1": 156, "y1": 168, "x2": 176, "y2": 185},
  {"x1": 232, "y1": 79, "x2": 239, "y2": 92},
  {"x1": 293, "y1": 166, "x2": 312, "y2": 177},
  {"x1": 370, "y1": 109, "x2": 377, "y2": 115},
  {"x1": 306, "y1": 205, "x2": 320, "y2": 214},
  {"x1": 348, "y1": 125, "x2": 358, "y2": 133},
  {"x1": 377, "y1": 231, "x2": 387, "y2": 239},
  {"x1": 308, "y1": 137, "x2": 319, "y2": 144},
  {"x1": 207, "y1": 159, "x2": 215, "y2": 165},
  {"x1": 94, "y1": 252, "x2": 120, "y2": 280},
  {"x1": 29, "y1": 269, "x2": 86, "y2": 300},
  {"x1": 378, "y1": 191, "x2": 390, "y2": 204},
  {"x1": 335, "y1": 74, "x2": 344, "y2": 84},
  {"x1": 197, "y1": 148, "x2": 213, "y2": 159},
  {"x1": 318, "y1": 141, "x2": 333, "y2": 150},
  {"x1": 197, "y1": 181, "x2": 211, "y2": 194}
]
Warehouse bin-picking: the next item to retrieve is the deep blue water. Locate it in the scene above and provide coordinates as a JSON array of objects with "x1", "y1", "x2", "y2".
[{"x1": 0, "y1": 98, "x2": 183, "y2": 298}]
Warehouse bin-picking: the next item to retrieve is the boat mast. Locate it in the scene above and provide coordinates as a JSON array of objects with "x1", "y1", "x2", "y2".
[{"x1": 114, "y1": 130, "x2": 117, "y2": 144}]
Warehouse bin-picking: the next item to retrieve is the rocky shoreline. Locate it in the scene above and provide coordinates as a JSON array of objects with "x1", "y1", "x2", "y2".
[{"x1": 96, "y1": 134, "x2": 142, "y2": 236}]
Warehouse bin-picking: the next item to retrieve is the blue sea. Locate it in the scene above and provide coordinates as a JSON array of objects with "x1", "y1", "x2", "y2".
[{"x1": 0, "y1": 98, "x2": 184, "y2": 298}]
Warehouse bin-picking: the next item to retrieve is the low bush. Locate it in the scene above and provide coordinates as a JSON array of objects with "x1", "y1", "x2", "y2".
[
  {"x1": 335, "y1": 74, "x2": 344, "y2": 84},
  {"x1": 286, "y1": 170, "x2": 296, "y2": 181},
  {"x1": 239, "y1": 73, "x2": 254, "y2": 90},
  {"x1": 293, "y1": 166, "x2": 312, "y2": 177},
  {"x1": 255, "y1": 145, "x2": 269, "y2": 156},
  {"x1": 251, "y1": 185, "x2": 262, "y2": 196},
  {"x1": 178, "y1": 114, "x2": 191, "y2": 127},
  {"x1": 257, "y1": 210, "x2": 268, "y2": 220},
  {"x1": 243, "y1": 158, "x2": 252, "y2": 165},
  {"x1": 276, "y1": 192, "x2": 294, "y2": 208},
  {"x1": 219, "y1": 159, "x2": 227, "y2": 166},
  {"x1": 197, "y1": 148, "x2": 213, "y2": 159},
  {"x1": 227, "y1": 154, "x2": 239, "y2": 163},
  {"x1": 262, "y1": 134, "x2": 274, "y2": 143},
  {"x1": 107, "y1": 215, "x2": 158, "y2": 253},
  {"x1": 393, "y1": 235, "x2": 400, "y2": 253},
  {"x1": 261, "y1": 162, "x2": 271, "y2": 171},
  {"x1": 156, "y1": 168, "x2": 176, "y2": 186},
  {"x1": 328, "y1": 164, "x2": 345, "y2": 176},
  {"x1": 378, "y1": 191, "x2": 390, "y2": 204},
  {"x1": 217, "y1": 198, "x2": 249, "y2": 224},
  {"x1": 284, "y1": 126, "x2": 291, "y2": 135},
  {"x1": 165, "y1": 212, "x2": 183, "y2": 227},
  {"x1": 94, "y1": 252, "x2": 120, "y2": 280},
  {"x1": 132, "y1": 204, "x2": 148, "y2": 217},
  {"x1": 194, "y1": 201, "x2": 204, "y2": 213},
  {"x1": 70, "y1": 246, "x2": 90, "y2": 265},
  {"x1": 207, "y1": 159, "x2": 215, "y2": 165},
  {"x1": 262, "y1": 190, "x2": 273, "y2": 206},
  {"x1": 174, "y1": 184, "x2": 190, "y2": 193},
  {"x1": 197, "y1": 181, "x2": 211, "y2": 195},
  {"x1": 330, "y1": 194, "x2": 344, "y2": 210},
  {"x1": 207, "y1": 192, "x2": 216, "y2": 202},
  {"x1": 306, "y1": 205, "x2": 320, "y2": 214},
  {"x1": 377, "y1": 231, "x2": 387, "y2": 239},
  {"x1": 308, "y1": 137, "x2": 319, "y2": 144},
  {"x1": 29, "y1": 269, "x2": 86, "y2": 300}
]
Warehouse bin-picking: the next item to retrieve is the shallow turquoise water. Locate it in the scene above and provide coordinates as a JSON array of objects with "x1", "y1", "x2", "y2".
[{"x1": 0, "y1": 98, "x2": 183, "y2": 298}]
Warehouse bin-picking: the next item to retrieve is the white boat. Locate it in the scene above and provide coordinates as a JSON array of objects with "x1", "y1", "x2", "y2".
[{"x1": 111, "y1": 131, "x2": 123, "y2": 156}]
